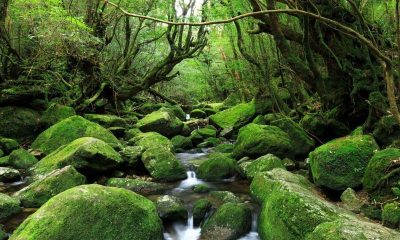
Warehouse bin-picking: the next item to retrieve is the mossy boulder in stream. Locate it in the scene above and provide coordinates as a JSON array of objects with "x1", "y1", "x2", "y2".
[
  {"x1": 136, "y1": 109, "x2": 184, "y2": 137},
  {"x1": 15, "y1": 166, "x2": 86, "y2": 208},
  {"x1": 131, "y1": 132, "x2": 174, "y2": 152},
  {"x1": 9, "y1": 184, "x2": 163, "y2": 240},
  {"x1": 239, "y1": 154, "x2": 285, "y2": 179},
  {"x1": 232, "y1": 123, "x2": 293, "y2": 159},
  {"x1": 40, "y1": 104, "x2": 76, "y2": 129},
  {"x1": 8, "y1": 148, "x2": 38, "y2": 169},
  {"x1": 171, "y1": 135, "x2": 193, "y2": 151},
  {"x1": 156, "y1": 195, "x2": 187, "y2": 222},
  {"x1": 309, "y1": 135, "x2": 379, "y2": 191},
  {"x1": 201, "y1": 202, "x2": 252, "y2": 240},
  {"x1": 31, "y1": 116, "x2": 121, "y2": 155},
  {"x1": 0, "y1": 106, "x2": 40, "y2": 141},
  {"x1": 31, "y1": 137, "x2": 122, "y2": 177},
  {"x1": 141, "y1": 147, "x2": 186, "y2": 182},
  {"x1": 106, "y1": 178, "x2": 169, "y2": 195},
  {"x1": 0, "y1": 193, "x2": 21, "y2": 220},
  {"x1": 209, "y1": 102, "x2": 255, "y2": 130},
  {"x1": 193, "y1": 198, "x2": 212, "y2": 224},
  {"x1": 197, "y1": 153, "x2": 237, "y2": 180},
  {"x1": 0, "y1": 137, "x2": 19, "y2": 155}
]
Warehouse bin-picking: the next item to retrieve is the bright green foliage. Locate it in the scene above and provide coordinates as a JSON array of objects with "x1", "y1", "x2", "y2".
[
  {"x1": 197, "y1": 153, "x2": 238, "y2": 180},
  {"x1": 240, "y1": 154, "x2": 285, "y2": 179},
  {"x1": 105, "y1": 178, "x2": 168, "y2": 195},
  {"x1": 9, "y1": 184, "x2": 163, "y2": 240},
  {"x1": 193, "y1": 198, "x2": 212, "y2": 223},
  {"x1": 40, "y1": 104, "x2": 76, "y2": 129},
  {"x1": 132, "y1": 132, "x2": 174, "y2": 152},
  {"x1": 8, "y1": 149, "x2": 38, "y2": 169},
  {"x1": 136, "y1": 109, "x2": 184, "y2": 137},
  {"x1": 363, "y1": 148, "x2": 400, "y2": 194},
  {"x1": 309, "y1": 135, "x2": 379, "y2": 191},
  {"x1": 15, "y1": 166, "x2": 86, "y2": 208},
  {"x1": 233, "y1": 123, "x2": 293, "y2": 159},
  {"x1": 209, "y1": 103, "x2": 256, "y2": 130},
  {"x1": 0, "y1": 107, "x2": 40, "y2": 141},
  {"x1": 32, "y1": 116, "x2": 121, "y2": 155},
  {"x1": 31, "y1": 137, "x2": 122, "y2": 177},
  {"x1": 382, "y1": 202, "x2": 400, "y2": 228},
  {"x1": 156, "y1": 195, "x2": 187, "y2": 222},
  {"x1": 0, "y1": 193, "x2": 21, "y2": 220},
  {"x1": 141, "y1": 147, "x2": 186, "y2": 182},
  {"x1": 201, "y1": 203, "x2": 252, "y2": 240}
]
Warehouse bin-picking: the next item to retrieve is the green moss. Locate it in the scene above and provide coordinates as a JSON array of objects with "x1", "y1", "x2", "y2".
[
  {"x1": 193, "y1": 184, "x2": 211, "y2": 193},
  {"x1": 197, "y1": 127, "x2": 217, "y2": 138},
  {"x1": 15, "y1": 166, "x2": 86, "y2": 208},
  {"x1": 191, "y1": 109, "x2": 207, "y2": 119},
  {"x1": 373, "y1": 115, "x2": 400, "y2": 147},
  {"x1": 132, "y1": 132, "x2": 174, "y2": 152},
  {"x1": 124, "y1": 128, "x2": 142, "y2": 140},
  {"x1": 31, "y1": 116, "x2": 121, "y2": 155},
  {"x1": 84, "y1": 114, "x2": 128, "y2": 128},
  {"x1": 210, "y1": 191, "x2": 242, "y2": 204},
  {"x1": 363, "y1": 148, "x2": 400, "y2": 195},
  {"x1": 309, "y1": 135, "x2": 379, "y2": 191},
  {"x1": 119, "y1": 146, "x2": 144, "y2": 167},
  {"x1": 232, "y1": 123, "x2": 293, "y2": 159},
  {"x1": 171, "y1": 135, "x2": 193, "y2": 151},
  {"x1": 8, "y1": 148, "x2": 38, "y2": 169},
  {"x1": 141, "y1": 147, "x2": 186, "y2": 182},
  {"x1": 31, "y1": 137, "x2": 122, "y2": 177},
  {"x1": 340, "y1": 188, "x2": 363, "y2": 213},
  {"x1": 214, "y1": 143, "x2": 234, "y2": 153},
  {"x1": 0, "y1": 156, "x2": 9, "y2": 166},
  {"x1": 193, "y1": 198, "x2": 212, "y2": 224},
  {"x1": 382, "y1": 202, "x2": 400, "y2": 228},
  {"x1": 0, "y1": 193, "x2": 21, "y2": 220},
  {"x1": 0, "y1": 167, "x2": 21, "y2": 182},
  {"x1": 136, "y1": 109, "x2": 184, "y2": 137},
  {"x1": 0, "y1": 106, "x2": 40, "y2": 141},
  {"x1": 252, "y1": 115, "x2": 266, "y2": 125},
  {"x1": 241, "y1": 154, "x2": 285, "y2": 179},
  {"x1": 0, "y1": 227, "x2": 6, "y2": 240},
  {"x1": 40, "y1": 104, "x2": 76, "y2": 128},
  {"x1": 106, "y1": 178, "x2": 168, "y2": 195},
  {"x1": 201, "y1": 203, "x2": 252, "y2": 240},
  {"x1": 9, "y1": 184, "x2": 163, "y2": 240},
  {"x1": 209, "y1": 102, "x2": 255, "y2": 130},
  {"x1": 0, "y1": 137, "x2": 19, "y2": 155},
  {"x1": 197, "y1": 153, "x2": 238, "y2": 180},
  {"x1": 156, "y1": 195, "x2": 187, "y2": 221}
]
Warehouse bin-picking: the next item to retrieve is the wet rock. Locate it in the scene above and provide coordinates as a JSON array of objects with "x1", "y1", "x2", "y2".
[
  {"x1": 0, "y1": 167, "x2": 21, "y2": 182},
  {"x1": 136, "y1": 109, "x2": 184, "y2": 138},
  {"x1": 15, "y1": 166, "x2": 86, "y2": 208},
  {"x1": 197, "y1": 153, "x2": 238, "y2": 180},
  {"x1": 31, "y1": 116, "x2": 121, "y2": 155},
  {"x1": 31, "y1": 137, "x2": 122, "y2": 177},
  {"x1": 0, "y1": 193, "x2": 21, "y2": 220},
  {"x1": 9, "y1": 184, "x2": 163, "y2": 240},
  {"x1": 233, "y1": 123, "x2": 293, "y2": 160},
  {"x1": 309, "y1": 135, "x2": 379, "y2": 191},
  {"x1": 201, "y1": 202, "x2": 252, "y2": 240},
  {"x1": 8, "y1": 149, "x2": 38, "y2": 169},
  {"x1": 193, "y1": 198, "x2": 212, "y2": 224},
  {"x1": 156, "y1": 195, "x2": 187, "y2": 222},
  {"x1": 106, "y1": 178, "x2": 169, "y2": 195}
]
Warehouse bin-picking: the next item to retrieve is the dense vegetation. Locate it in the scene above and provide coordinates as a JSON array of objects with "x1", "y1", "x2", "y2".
[{"x1": 0, "y1": 0, "x2": 399, "y2": 239}]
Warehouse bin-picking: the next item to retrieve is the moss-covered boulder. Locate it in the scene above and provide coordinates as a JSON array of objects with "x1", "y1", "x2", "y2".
[
  {"x1": 31, "y1": 137, "x2": 122, "y2": 177},
  {"x1": 382, "y1": 202, "x2": 400, "y2": 229},
  {"x1": 340, "y1": 188, "x2": 364, "y2": 213},
  {"x1": 210, "y1": 191, "x2": 242, "y2": 204},
  {"x1": 31, "y1": 116, "x2": 121, "y2": 155},
  {"x1": 0, "y1": 193, "x2": 21, "y2": 220},
  {"x1": 193, "y1": 184, "x2": 211, "y2": 193},
  {"x1": 171, "y1": 135, "x2": 193, "y2": 151},
  {"x1": 0, "y1": 167, "x2": 21, "y2": 182},
  {"x1": 105, "y1": 178, "x2": 168, "y2": 195},
  {"x1": 190, "y1": 109, "x2": 207, "y2": 119},
  {"x1": 40, "y1": 104, "x2": 76, "y2": 129},
  {"x1": 232, "y1": 123, "x2": 293, "y2": 159},
  {"x1": 209, "y1": 102, "x2": 255, "y2": 131},
  {"x1": 309, "y1": 135, "x2": 379, "y2": 191},
  {"x1": 0, "y1": 106, "x2": 40, "y2": 141},
  {"x1": 15, "y1": 166, "x2": 86, "y2": 208},
  {"x1": 141, "y1": 147, "x2": 186, "y2": 182},
  {"x1": 9, "y1": 184, "x2": 163, "y2": 240},
  {"x1": 84, "y1": 114, "x2": 130, "y2": 128},
  {"x1": 197, "y1": 153, "x2": 237, "y2": 180},
  {"x1": 193, "y1": 198, "x2": 212, "y2": 224},
  {"x1": 201, "y1": 202, "x2": 252, "y2": 240},
  {"x1": 214, "y1": 143, "x2": 234, "y2": 153},
  {"x1": 156, "y1": 195, "x2": 187, "y2": 222},
  {"x1": 240, "y1": 154, "x2": 285, "y2": 179},
  {"x1": 132, "y1": 132, "x2": 174, "y2": 152},
  {"x1": 363, "y1": 148, "x2": 400, "y2": 194},
  {"x1": 270, "y1": 118, "x2": 315, "y2": 156},
  {"x1": 8, "y1": 149, "x2": 38, "y2": 169},
  {"x1": 136, "y1": 109, "x2": 184, "y2": 137},
  {"x1": 373, "y1": 115, "x2": 400, "y2": 147},
  {"x1": 0, "y1": 137, "x2": 19, "y2": 155},
  {"x1": 119, "y1": 146, "x2": 144, "y2": 167}
]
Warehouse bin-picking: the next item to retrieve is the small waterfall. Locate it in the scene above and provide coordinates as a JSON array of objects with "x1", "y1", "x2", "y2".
[
  {"x1": 164, "y1": 211, "x2": 201, "y2": 240},
  {"x1": 178, "y1": 171, "x2": 204, "y2": 189}
]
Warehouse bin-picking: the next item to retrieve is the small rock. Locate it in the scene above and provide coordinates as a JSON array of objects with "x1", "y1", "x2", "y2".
[
  {"x1": 0, "y1": 193, "x2": 21, "y2": 220},
  {"x1": 193, "y1": 184, "x2": 211, "y2": 193},
  {"x1": 156, "y1": 195, "x2": 187, "y2": 222},
  {"x1": 210, "y1": 191, "x2": 242, "y2": 204},
  {"x1": 193, "y1": 198, "x2": 212, "y2": 224},
  {"x1": 0, "y1": 167, "x2": 21, "y2": 183},
  {"x1": 340, "y1": 188, "x2": 364, "y2": 213},
  {"x1": 8, "y1": 149, "x2": 38, "y2": 169}
]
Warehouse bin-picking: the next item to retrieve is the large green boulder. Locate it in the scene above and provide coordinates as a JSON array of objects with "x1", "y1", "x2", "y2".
[
  {"x1": 363, "y1": 148, "x2": 400, "y2": 195},
  {"x1": 105, "y1": 178, "x2": 169, "y2": 195},
  {"x1": 132, "y1": 132, "x2": 174, "y2": 152},
  {"x1": 136, "y1": 109, "x2": 184, "y2": 137},
  {"x1": 201, "y1": 202, "x2": 252, "y2": 240},
  {"x1": 209, "y1": 102, "x2": 255, "y2": 130},
  {"x1": 8, "y1": 148, "x2": 38, "y2": 169},
  {"x1": 239, "y1": 154, "x2": 285, "y2": 179},
  {"x1": 156, "y1": 195, "x2": 187, "y2": 222},
  {"x1": 40, "y1": 104, "x2": 76, "y2": 129},
  {"x1": 309, "y1": 135, "x2": 379, "y2": 191},
  {"x1": 0, "y1": 137, "x2": 19, "y2": 155},
  {"x1": 197, "y1": 153, "x2": 238, "y2": 180},
  {"x1": 119, "y1": 146, "x2": 144, "y2": 167},
  {"x1": 232, "y1": 123, "x2": 293, "y2": 159},
  {"x1": 84, "y1": 114, "x2": 130, "y2": 128},
  {"x1": 270, "y1": 118, "x2": 315, "y2": 156},
  {"x1": 31, "y1": 137, "x2": 122, "y2": 177},
  {"x1": 15, "y1": 166, "x2": 86, "y2": 208},
  {"x1": 31, "y1": 116, "x2": 121, "y2": 155},
  {"x1": 141, "y1": 147, "x2": 186, "y2": 182},
  {"x1": 0, "y1": 193, "x2": 21, "y2": 220},
  {"x1": 171, "y1": 135, "x2": 192, "y2": 151},
  {"x1": 9, "y1": 184, "x2": 163, "y2": 240},
  {"x1": 0, "y1": 106, "x2": 40, "y2": 141}
]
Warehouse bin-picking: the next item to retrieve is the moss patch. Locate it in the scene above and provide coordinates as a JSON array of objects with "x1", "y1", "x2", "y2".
[
  {"x1": 209, "y1": 102, "x2": 255, "y2": 130},
  {"x1": 0, "y1": 193, "x2": 21, "y2": 220},
  {"x1": 197, "y1": 153, "x2": 238, "y2": 180}
]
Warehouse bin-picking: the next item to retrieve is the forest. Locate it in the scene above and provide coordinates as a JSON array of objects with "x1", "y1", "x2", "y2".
[{"x1": 0, "y1": 0, "x2": 399, "y2": 239}]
